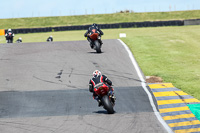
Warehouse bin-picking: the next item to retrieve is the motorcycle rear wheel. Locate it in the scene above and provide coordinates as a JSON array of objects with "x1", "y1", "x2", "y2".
[
  {"x1": 8, "y1": 40, "x2": 12, "y2": 43},
  {"x1": 101, "y1": 95, "x2": 114, "y2": 114}
]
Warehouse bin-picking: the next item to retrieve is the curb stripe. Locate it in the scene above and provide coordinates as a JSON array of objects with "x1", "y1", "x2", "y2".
[
  {"x1": 169, "y1": 120, "x2": 200, "y2": 127},
  {"x1": 161, "y1": 110, "x2": 192, "y2": 117},
  {"x1": 172, "y1": 124, "x2": 200, "y2": 131},
  {"x1": 163, "y1": 113, "x2": 196, "y2": 120},
  {"x1": 149, "y1": 83, "x2": 200, "y2": 132},
  {"x1": 152, "y1": 88, "x2": 180, "y2": 92},
  {"x1": 159, "y1": 103, "x2": 187, "y2": 109},
  {"x1": 175, "y1": 128, "x2": 200, "y2": 133},
  {"x1": 159, "y1": 103, "x2": 200, "y2": 109},
  {"x1": 149, "y1": 83, "x2": 174, "y2": 88},
  {"x1": 157, "y1": 99, "x2": 200, "y2": 105},
  {"x1": 160, "y1": 106, "x2": 190, "y2": 113},
  {"x1": 153, "y1": 91, "x2": 189, "y2": 97},
  {"x1": 156, "y1": 95, "x2": 194, "y2": 100},
  {"x1": 166, "y1": 117, "x2": 198, "y2": 124}
]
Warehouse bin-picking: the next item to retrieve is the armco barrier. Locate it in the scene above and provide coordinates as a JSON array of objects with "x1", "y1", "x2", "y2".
[
  {"x1": 7, "y1": 20, "x2": 186, "y2": 34},
  {"x1": 184, "y1": 19, "x2": 200, "y2": 25}
]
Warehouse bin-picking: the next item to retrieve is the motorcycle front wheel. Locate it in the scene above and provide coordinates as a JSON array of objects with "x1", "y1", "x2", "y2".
[
  {"x1": 94, "y1": 40, "x2": 101, "y2": 53},
  {"x1": 7, "y1": 39, "x2": 12, "y2": 43}
]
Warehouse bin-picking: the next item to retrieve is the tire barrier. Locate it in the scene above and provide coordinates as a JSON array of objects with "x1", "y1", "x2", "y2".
[{"x1": 6, "y1": 20, "x2": 187, "y2": 34}]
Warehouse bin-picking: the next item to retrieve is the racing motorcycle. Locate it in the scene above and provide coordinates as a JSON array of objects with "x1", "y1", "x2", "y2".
[
  {"x1": 87, "y1": 29, "x2": 102, "y2": 53},
  {"x1": 6, "y1": 32, "x2": 14, "y2": 43},
  {"x1": 94, "y1": 82, "x2": 116, "y2": 114}
]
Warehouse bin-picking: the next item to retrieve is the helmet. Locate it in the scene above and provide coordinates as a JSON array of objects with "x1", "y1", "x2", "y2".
[
  {"x1": 92, "y1": 23, "x2": 98, "y2": 29},
  {"x1": 93, "y1": 70, "x2": 101, "y2": 77},
  {"x1": 8, "y1": 29, "x2": 12, "y2": 32},
  {"x1": 50, "y1": 35, "x2": 53, "y2": 38},
  {"x1": 19, "y1": 37, "x2": 22, "y2": 40},
  {"x1": 93, "y1": 23, "x2": 97, "y2": 27}
]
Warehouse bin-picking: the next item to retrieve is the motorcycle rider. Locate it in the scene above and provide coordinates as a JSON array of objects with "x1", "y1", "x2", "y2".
[
  {"x1": 5, "y1": 29, "x2": 14, "y2": 43},
  {"x1": 16, "y1": 37, "x2": 22, "y2": 43},
  {"x1": 89, "y1": 70, "x2": 114, "y2": 106},
  {"x1": 84, "y1": 23, "x2": 104, "y2": 48},
  {"x1": 47, "y1": 35, "x2": 53, "y2": 42}
]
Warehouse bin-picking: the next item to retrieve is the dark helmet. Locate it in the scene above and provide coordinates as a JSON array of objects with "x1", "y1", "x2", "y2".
[
  {"x1": 93, "y1": 23, "x2": 97, "y2": 26},
  {"x1": 92, "y1": 23, "x2": 98, "y2": 27}
]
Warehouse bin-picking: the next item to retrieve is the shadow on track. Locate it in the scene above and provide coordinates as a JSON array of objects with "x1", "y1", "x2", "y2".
[
  {"x1": 87, "y1": 52, "x2": 104, "y2": 54},
  {"x1": 93, "y1": 110, "x2": 116, "y2": 114}
]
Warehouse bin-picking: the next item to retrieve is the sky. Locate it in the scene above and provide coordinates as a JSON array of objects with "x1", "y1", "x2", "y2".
[{"x1": 0, "y1": 0, "x2": 200, "y2": 19}]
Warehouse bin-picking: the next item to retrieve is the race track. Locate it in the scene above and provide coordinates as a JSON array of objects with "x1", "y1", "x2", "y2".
[{"x1": 0, "y1": 40, "x2": 168, "y2": 133}]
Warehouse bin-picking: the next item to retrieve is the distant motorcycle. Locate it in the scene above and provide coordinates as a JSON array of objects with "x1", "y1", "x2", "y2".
[
  {"x1": 87, "y1": 29, "x2": 102, "y2": 53},
  {"x1": 94, "y1": 82, "x2": 116, "y2": 114},
  {"x1": 16, "y1": 37, "x2": 22, "y2": 43},
  {"x1": 6, "y1": 32, "x2": 14, "y2": 43},
  {"x1": 47, "y1": 36, "x2": 53, "y2": 42}
]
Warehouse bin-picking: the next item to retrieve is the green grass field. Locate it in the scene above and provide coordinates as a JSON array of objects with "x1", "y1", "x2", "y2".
[
  {"x1": 0, "y1": 25, "x2": 200, "y2": 99},
  {"x1": 0, "y1": 10, "x2": 200, "y2": 29},
  {"x1": 121, "y1": 25, "x2": 200, "y2": 100}
]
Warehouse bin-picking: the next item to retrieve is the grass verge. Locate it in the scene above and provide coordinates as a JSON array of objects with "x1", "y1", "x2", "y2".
[
  {"x1": 0, "y1": 25, "x2": 199, "y2": 100},
  {"x1": 121, "y1": 25, "x2": 200, "y2": 100},
  {"x1": 0, "y1": 10, "x2": 200, "y2": 29}
]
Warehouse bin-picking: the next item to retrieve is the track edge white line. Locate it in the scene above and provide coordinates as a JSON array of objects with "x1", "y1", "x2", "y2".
[{"x1": 118, "y1": 39, "x2": 173, "y2": 133}]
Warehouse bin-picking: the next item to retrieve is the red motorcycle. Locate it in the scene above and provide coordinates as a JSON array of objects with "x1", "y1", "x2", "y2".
[
  {"x1": 87, "y1": 29, "x2": 102, "y2": 53},
  {"x1": 94, "y1": 82, "x2": 116, "y2": 114}
]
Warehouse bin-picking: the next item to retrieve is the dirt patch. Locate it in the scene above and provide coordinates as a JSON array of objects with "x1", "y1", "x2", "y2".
[{"x1": 146, "y1": 76, "x2": 163, "y2": 83}]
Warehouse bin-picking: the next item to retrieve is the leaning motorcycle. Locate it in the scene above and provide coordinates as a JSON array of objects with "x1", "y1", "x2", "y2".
[
  {"x1": 94, "y1": 83, "x2": 116, "y2": 114},
  {"x1": 87, "y1": 30, "x2": 102, "y2": 53}
]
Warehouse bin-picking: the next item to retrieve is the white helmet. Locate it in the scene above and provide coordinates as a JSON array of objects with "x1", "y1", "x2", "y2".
[
  {"x1": 8, "y1": 29, "x2": 12, "y2": 32},
  {"x1": 93, "y1": 70, "x2": 101, "y2": 77},
  {"x1": 19, "y1": 37, "x2": 22, "y2": 40}
]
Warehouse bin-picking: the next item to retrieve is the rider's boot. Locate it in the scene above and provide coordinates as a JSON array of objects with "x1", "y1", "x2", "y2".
[
  {"x1": 90, "y1": 43, "x2": 94, "y2": 49},
  {"x1": 98, "y1": 39, "x2": 103, "y2": 46},
  {"x1": 97, "y1": 99, "x2": 102, "y2": 107},
  {"x1": 94, "y1": 96, "x2": 102, "y2": 107}
]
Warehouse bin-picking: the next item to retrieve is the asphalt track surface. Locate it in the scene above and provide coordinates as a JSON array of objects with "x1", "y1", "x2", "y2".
[{"x1": 0, "y1": 40, "x2": 168, "y2": 133}]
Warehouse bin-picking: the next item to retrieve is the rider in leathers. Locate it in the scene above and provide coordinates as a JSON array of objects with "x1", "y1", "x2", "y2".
[
  {"x1": 89, "y1": 70, "x2": 113, "y2": 106},
  {"x1": 84, "y1": 23, "x2": 104, "y2": 48},
  {"x1": 47, "y1": 35, "x2": 53, "y2": 42},
  {"x1": 5, "y1": 29, "x2": 14, "y2": 43}
]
